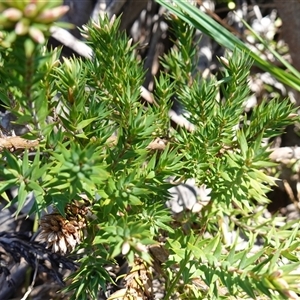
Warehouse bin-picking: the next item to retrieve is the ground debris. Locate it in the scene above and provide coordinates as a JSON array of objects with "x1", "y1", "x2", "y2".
[{"x1": 0, "y1": 232, "x2": 77, "y2": 286}]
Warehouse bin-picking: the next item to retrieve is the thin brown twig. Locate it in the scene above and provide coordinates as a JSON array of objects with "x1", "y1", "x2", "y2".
[
  {"x1": 20, "y1": 257, "x2": 39, "y2": 300},
  {"x1": 0, "y1": 136, "x2": 39, "y2": 152},
  {"x1": 283, "y1": 179, "x2": 299, "y2": 208}
]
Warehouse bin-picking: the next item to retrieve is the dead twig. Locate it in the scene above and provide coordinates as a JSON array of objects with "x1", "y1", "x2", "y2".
[
  {"x1": 50, "y1": 26, "x2": 93, "y2": 59},
  {"x1": 283, "y1": 179, "x2": 298, "y2": 208},
  {"x1": 0, "y1": 137, "x2": 39, "y2": 152},
  {"x1": 20, "y1": 257, "x2": 38, "y2": 300}
]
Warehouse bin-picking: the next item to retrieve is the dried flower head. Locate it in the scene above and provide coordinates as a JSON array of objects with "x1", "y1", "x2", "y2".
[
  {"x1": 39, "y1": 204, "x2": 88, "y2": 254},
  {"x1": 107, "y1": 257, "x2": 153, "y2": 300}
]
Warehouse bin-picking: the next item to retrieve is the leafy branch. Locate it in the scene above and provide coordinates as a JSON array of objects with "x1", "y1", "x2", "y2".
[{"x1": 0, "y1": 1, "x2": 299, "y2": 299}]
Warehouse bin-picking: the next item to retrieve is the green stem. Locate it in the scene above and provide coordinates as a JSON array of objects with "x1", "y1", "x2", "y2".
[
  {"x1": 164, "y1": 233, "x2": 200, "y2": 300},
  {"x1": 164, "y1": 248, "x2": 193, "y2": 300},
  {"x1": 24, "y1": 45, "x2": 42, "y2": 137}
]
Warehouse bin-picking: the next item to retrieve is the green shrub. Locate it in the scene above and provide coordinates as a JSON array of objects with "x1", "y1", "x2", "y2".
[{"x1": 0, "y1": 1, "x2": 299, "y2": 299}]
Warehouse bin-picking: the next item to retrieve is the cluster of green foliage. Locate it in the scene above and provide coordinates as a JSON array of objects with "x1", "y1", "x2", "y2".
[
  {"x1": 157, "y1": 0, "x2": 300, "y2": 92},
  {"x1": 0, "y1": 1, "x2": 300, "y2": 299}
]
